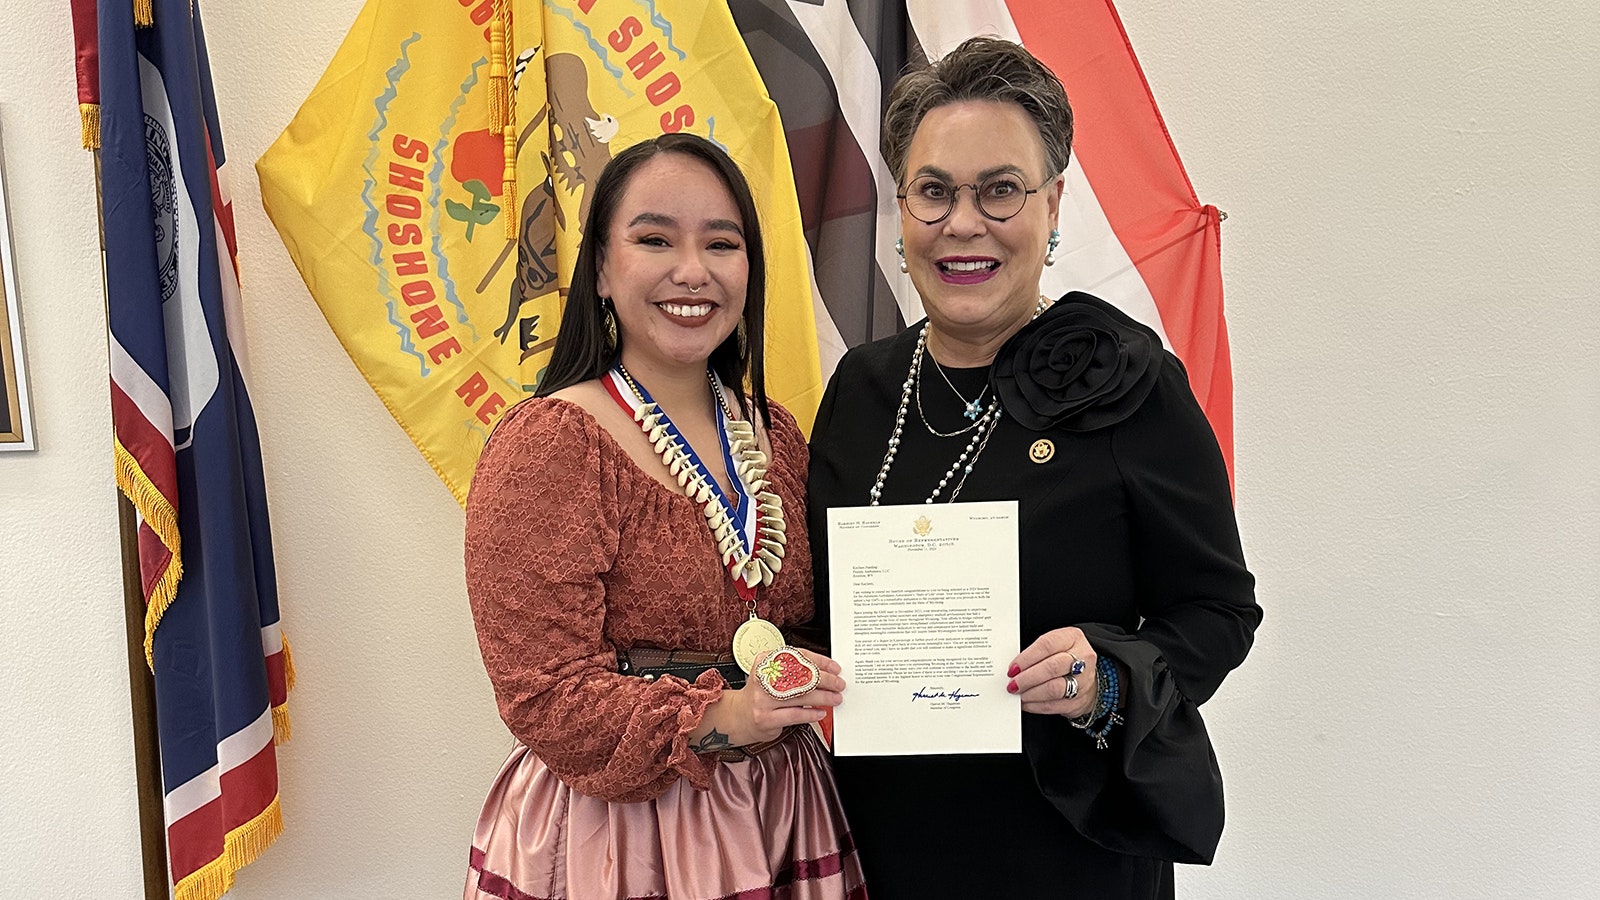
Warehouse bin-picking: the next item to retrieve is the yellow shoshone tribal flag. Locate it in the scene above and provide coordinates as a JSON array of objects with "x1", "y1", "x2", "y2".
[{"x1": 259, "y1": 0, "x2": 821, "y2": 504}]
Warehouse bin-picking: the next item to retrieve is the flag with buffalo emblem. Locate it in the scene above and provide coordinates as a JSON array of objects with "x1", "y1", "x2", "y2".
[
  {"x1": 261, "y1": 0, "x2": 1234, "y2": 500},
  {"x1": 258, "y1": 0, "x2": 823, "y2": 505}
]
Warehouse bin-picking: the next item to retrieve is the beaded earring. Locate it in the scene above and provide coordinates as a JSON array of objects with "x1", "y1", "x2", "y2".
[
  {"x1": 1045, "y1": 228, "x2": 1061, "y2": 266},
  {"x1": 896, "y1": 236, "x2": 907, "y2": 273},
  {"x1": 603, "y1": 300, "x2": 619, "y2": 348}
]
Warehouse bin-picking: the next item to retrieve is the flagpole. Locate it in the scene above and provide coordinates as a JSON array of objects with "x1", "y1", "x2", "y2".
[
  {"x1": 117, "y1": 495, "x2": 174, "y2": 899},
  {"x1": 95, "y1": 149, "x2": 172, "y2": 900}
]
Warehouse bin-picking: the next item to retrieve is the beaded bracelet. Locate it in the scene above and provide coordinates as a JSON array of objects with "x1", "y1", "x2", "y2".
[
  {"x1": 1068, "y1": 660, "x2": 1112, "y2": 729},
  {"x1": 1084, "y1": 661, "x2": 1124, "y2": 750},
  {"x1": 1068, "y1": 659, "x2": 1124, "y2": 750}
]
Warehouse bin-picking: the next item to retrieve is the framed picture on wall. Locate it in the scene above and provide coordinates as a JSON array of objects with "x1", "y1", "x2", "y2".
[{"x1": 1, "y1": 122, "x2": 36, "y2": 451}]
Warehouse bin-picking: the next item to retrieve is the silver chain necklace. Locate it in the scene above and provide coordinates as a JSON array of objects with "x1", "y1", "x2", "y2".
[
  {"x1": 868, "y1": 297, "x2": 1050, "y2": 506},
  {"x1": 915, "y1": 354, "x2": 987, "y2": 438},
  {"x1": 869, "y1": 326, "x2": 1002, "y2": 505},
  {"x1": 931, "y1": 356, "x2": 988, "y2": 422}
]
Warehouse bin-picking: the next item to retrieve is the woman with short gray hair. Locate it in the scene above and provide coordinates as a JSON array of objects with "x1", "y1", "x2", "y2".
[{"x1": 808, "y1": 37, "x2": 1261, "y2": 898}]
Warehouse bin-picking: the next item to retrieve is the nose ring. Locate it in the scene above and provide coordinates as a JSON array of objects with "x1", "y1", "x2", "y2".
[{"x1": 689, "y1": 286, "x2": 702, "y2": 293}]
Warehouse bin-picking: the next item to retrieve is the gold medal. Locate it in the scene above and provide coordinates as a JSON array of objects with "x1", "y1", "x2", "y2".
[{"x1": 732, "y1": 614, "x2": 785, "y2": 673}]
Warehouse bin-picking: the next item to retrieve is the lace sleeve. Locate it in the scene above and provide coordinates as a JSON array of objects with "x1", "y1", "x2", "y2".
[{"x1": 464, "y1": 399, "x2": 724, "y2": 802}]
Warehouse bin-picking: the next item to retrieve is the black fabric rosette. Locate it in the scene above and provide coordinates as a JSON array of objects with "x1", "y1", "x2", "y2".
[{"x1": 990, "y1": 291, "x2": 1165, "y2": 432}]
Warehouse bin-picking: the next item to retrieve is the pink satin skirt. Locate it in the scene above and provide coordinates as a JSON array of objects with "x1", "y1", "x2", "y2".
[{"x1": 465, "y1": 728, "x2": 867, "y2": 900}]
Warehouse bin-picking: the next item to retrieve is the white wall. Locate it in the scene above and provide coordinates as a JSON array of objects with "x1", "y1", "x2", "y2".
[
  {"x1": 2, "y1": 1, "x2": 1595, "y2": 897},
  {"x1": 0, "y1": 2, "x2": 145, "y2": 892}
]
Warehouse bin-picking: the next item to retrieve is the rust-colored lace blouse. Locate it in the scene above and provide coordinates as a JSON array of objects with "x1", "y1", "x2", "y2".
[{"x1": 464, "y1": 397, "x2": 813, "y2": 803}]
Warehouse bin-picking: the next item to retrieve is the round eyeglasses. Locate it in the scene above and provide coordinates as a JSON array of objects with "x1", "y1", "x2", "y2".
[{"x1": 897, "y1": 173, "x2": 1048, "y2": 224}]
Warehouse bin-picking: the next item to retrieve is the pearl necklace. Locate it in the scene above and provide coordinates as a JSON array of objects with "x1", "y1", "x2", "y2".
[
  {"x1": 868, "y1": 297, "x2": 1050, "y2": 506},
  {"x1": 869, "y1": 328, "x2": 1001, "y2": 505}
]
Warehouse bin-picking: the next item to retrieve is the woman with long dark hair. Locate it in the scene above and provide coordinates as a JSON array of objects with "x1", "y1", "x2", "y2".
[{"x1": 464, "y1": 133, "x2": 864, "y2": 900}]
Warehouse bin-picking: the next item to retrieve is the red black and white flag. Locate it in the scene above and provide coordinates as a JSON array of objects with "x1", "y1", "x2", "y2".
[
  {"x1": 730, "y1": 0, "x2": 1235, "y2": 474},
  {"x1": 95, "y1": 1, "x2": 292, "y2": 897}
]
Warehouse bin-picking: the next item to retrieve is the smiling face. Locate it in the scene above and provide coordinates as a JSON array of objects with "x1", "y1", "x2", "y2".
[
  {"x1": 900, "y1": 100, "x2": 1063, "y2": 357},
  {"x1": 598, "y1": 152, "x2": 750, "y2": 379}
]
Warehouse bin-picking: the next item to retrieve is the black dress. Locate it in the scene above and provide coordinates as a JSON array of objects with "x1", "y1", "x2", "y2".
[{"x1": 807, "y1": 294, "x2": 1261, "y2": 899}]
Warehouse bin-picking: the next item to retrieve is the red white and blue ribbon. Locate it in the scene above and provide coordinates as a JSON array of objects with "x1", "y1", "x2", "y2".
[{"x1": 602, "y1": 367, "x2": 767, "y2": 598}]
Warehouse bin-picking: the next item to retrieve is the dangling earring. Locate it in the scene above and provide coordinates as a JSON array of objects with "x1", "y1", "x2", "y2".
[
  {"x1": 896, "y1": 236, "x2": 907, "y2": 273},
  {"x1": 1045, "y1": 228, "x2": 1061, "y2": 266},
  {"x1": 735, "y1": 321, "x2": 749, "y2": 359},
  {"x1": 603, "y1": 300, "x2": 619, "y2": 349}
]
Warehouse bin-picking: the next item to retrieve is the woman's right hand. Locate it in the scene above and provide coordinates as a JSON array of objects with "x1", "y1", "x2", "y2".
[{"x1": 689, "y1": 650, "x2": 845, "y2": 752}]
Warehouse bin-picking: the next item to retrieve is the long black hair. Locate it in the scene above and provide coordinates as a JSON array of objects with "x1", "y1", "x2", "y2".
[{"x1": 535, "y1": 132, "x2": 769, "y2": 427}]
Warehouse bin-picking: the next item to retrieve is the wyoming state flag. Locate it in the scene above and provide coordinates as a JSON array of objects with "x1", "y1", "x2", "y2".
[{"x1": 258, "y1": 0, "x2": 821, "y2": 504}]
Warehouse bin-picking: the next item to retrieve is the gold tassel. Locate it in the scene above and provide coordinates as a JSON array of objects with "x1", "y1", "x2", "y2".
[
  {"x1": 114, "y1": 438, "x2": 183, "y2": 669},
  {"x1": 171, "y1": 795, "x2": 285, "y2": 900},
  {"x1": 281, "y1": 633, "x2": 297, "y2": 692},
  {"x1": 487, "y1": 4, "x2": 507, "y2": 129},
  {"x1": 499, "y1": 0, "x2": 518, "y2": 239},
  {"x1": 80, "y1": 103, "x2": 101, "y2": 150},
  {"x1": 272, "y1": 634, "x2": 296, "y2": 744},
  {"x1": 502, "y1": 124, "x2": 518, "y2": 239},
  {"x1": 134, "y1": 0, "x2": 153, "y2": 27}
]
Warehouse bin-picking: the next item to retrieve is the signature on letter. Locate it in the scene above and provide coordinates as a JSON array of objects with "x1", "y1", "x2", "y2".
[{"x1": 911, "y1": 687, "x2": 979, "y2": 703}]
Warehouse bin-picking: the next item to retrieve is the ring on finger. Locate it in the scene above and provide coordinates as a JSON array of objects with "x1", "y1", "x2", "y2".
[
  {"x1": 1062, "y1": 675, "x2": 1079, "y2": 701},
  {"x1": 1067, "y1": 651, "x2": 1086, "y2": 677},
  {"x1": 755, "y1": 646, "x2": 821, "y2": 700}
]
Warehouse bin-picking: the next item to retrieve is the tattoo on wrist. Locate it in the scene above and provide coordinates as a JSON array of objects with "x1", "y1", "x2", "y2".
[{"x1": 693, "y1": 728, "x2": 732, "y2": 753}]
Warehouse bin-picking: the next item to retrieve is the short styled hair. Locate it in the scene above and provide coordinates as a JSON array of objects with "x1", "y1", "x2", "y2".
[
  {"x1": 537, "y1": 133, "x2": 768, "y2": 427},
  {"x1": 881, "y1": 36, "x2": 1074, "y2": 185}
]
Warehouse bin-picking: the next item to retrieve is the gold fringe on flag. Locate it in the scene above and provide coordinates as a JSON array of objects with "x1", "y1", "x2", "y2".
[
  {"x1": 80, "y1": 103, "x2": 101, "y2": 150},
  {"x1": 272, "y1": 704, "x2": 292, "y2": 745},
  {"x1": 134, "y1": 0, "x2": 153, "y2": 27},
  {"x1": 114, "y1": 437, "x2": 182, "y2": 669},
  {"x1": 171, "y1": 794, "x2": 285, "y2": 900},
  {"x1": 271, "y1": 634, "x2": 296, "y2": 744}
]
